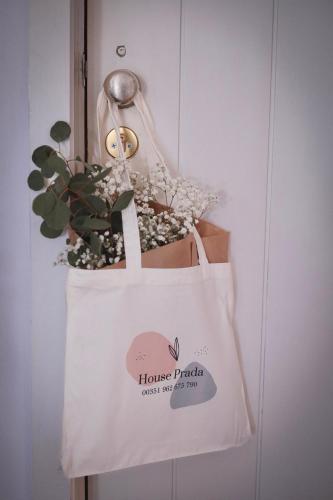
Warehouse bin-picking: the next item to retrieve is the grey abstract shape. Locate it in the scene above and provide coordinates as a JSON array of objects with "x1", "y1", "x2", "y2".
[{"x1": 170, "y1": 362, "x2": 217, "y2": 409}]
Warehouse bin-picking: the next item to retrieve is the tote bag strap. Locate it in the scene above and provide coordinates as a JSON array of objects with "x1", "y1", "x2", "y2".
[
  {"x1": 106, "y1": 97, "x2": 142, "y2": 271},
  {"x1": 133, "y1": 90, "x2": 173, "y2": 173},
  {"x1": 96, "y1": 88, "x2": 208, "y2": 270},
  {"x1": 192, "y1": 227, "x2": 209, "y2": 266}
]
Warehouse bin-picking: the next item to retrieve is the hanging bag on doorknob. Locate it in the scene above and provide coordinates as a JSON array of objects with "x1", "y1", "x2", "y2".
[
  {"x1": 60, "y1": 81, "x2": 252, "y2": 478},
  {"x1": 93, "y1": 82, "x2": 230, "y2": 269}
]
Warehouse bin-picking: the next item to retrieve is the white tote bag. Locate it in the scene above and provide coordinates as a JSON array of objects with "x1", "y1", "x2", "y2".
[{"x1": 61, "y1": 91, "x2": 252, "y2": 478}]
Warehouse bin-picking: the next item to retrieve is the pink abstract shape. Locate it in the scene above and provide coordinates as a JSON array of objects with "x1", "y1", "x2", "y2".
[{"x1": 126, "y1": 331, "x2": 177, "y2": 385}]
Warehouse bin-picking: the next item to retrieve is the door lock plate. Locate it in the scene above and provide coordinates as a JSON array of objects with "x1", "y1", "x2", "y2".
[{"x1": 105, "y1": 127, "x2": 139, "y2": 159}]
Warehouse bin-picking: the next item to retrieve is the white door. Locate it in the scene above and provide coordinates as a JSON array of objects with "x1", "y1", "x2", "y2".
[
  {"x1": 86, "y1": 1, "x2": 270, "y2": 498},
  {"x1": 82, "y1": 1, "x2": 333, "y2": 499}
]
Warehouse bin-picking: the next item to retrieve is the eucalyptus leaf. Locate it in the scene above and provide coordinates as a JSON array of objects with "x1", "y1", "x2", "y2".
[
  {"x1": 91, "y1": 164, "x2": 103, "y2": 172},
  {"x1": 70, "y1": 215, "x2": 90, "y2": 230},
  {"x1": 91, "y1": 167, "x2": 112, "y2": 183},
  {"x1": 40, "y1": 221, "x2": 63, "y2": 239},
  {"x1": 49, "y1": 176, "x2": 69, "y2": 201},
  {"x1": 41, "y1": 162, "x2": 55, "y2": 178},
  {"x1": 84, "y1": 164, "x2": 95, "y2": 173},
  {"x1": 86, "y1": 218, "x2": 111, "y2": 230},
  {"x1": 45, "y1": 199, "x2": 71, "y2": 230},
  {"x1": 67, "y1": 251, "x2": 78, "y2": 266},
  {"x1": 89, "y1": 232, "x2": 102, "y2": 256},
  {"x1": 32, "y1": 145, "x2": 54, "y2": 168},
  {"x1": 32, "y1": 192, "x2": 56, "y2": 217},
  {"x1": 61, "y1": 191, "x2": 70, "y2": 202},
  {"x1": 111, "y1": 211, "x2": 123, "y2": 233},
  {"x1": 71, "y1": 215, "x2": 111, "y2": 231},
  {"x1": 70, "y1": 199, "x2": 91, "y2": 216},
  {"x1": 27, "y1": 170, "x2": 44, "y2": 191},
  {"x1": 69, "y1": 173, "x2": 95, "y2": 194},
  {"x1": 111, "y1": 190, "x2": 134, "y2": 212},
  {"x1": 50, "y1": 121, "x2": 71, "y2": 142},
  {"x1": 47, "y1": 154, "x2": 70, "y2": 183},
  {"x1": 85, "y1": 195, "x2": 108, "y2": 215}
]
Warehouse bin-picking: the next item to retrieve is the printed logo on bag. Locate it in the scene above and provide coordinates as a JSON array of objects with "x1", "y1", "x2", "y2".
[{"x1": 126, "y1": 331, "x2": 217, "y2": 409}]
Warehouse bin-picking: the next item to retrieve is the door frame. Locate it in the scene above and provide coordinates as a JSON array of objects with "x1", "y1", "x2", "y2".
[{"x1": 70, "y1": 0, "x2": 86, "y2": 497}]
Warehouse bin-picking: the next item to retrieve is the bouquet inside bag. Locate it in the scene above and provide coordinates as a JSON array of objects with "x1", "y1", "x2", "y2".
[{"x1": 27, "y1": 90, "x2": 229, "y2": 269}]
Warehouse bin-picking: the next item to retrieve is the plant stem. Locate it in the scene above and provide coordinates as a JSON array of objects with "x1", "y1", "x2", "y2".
[{"x1": 57, "y1": 150, "x2": 74, "y2": 177}]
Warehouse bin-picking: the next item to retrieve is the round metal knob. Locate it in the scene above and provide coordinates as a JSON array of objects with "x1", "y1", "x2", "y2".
[{"x1": 103, "y1": 69, "x2": 140, "y2": 108}]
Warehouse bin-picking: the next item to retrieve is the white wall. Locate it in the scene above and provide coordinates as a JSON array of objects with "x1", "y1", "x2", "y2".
[
  {"x1": 29, "y1": 0, "x2": 71, "y2": 499},
  {"x1": 0, "y1": 1, "x2": 32, "y2": 499}
]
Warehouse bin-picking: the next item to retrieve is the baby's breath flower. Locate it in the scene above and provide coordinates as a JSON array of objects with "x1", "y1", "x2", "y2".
[{"x1": 55, "y1": 159, "x2": 218, "y2": 269}]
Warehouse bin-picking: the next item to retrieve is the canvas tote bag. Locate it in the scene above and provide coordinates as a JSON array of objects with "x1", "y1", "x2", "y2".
[{"x1": 61, "y1": 90, "x2": 252, "y2": 478}]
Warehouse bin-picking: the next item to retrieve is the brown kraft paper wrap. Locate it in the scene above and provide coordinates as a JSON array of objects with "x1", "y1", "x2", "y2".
[
  {"x1": 105, "y1": 217, "x2": 229, "y2": 270},
  {"x1": 69, "y1": 203, "x2": 229, "y2": 270}
]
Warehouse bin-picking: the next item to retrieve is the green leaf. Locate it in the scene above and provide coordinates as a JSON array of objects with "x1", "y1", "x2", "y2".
[
  {"x1": 84, "y1": 164, "x2": 95, "y2": 173},
  {"x1": 32, "y1": 192, "x2": 56, "y2": 217},
  {"x1": 69, "y1": 173, "x2": 95, "y2": 194},
  {"x1": 71, "y1": 216, "x2": 111, "y2": 231},
  {"x1": 70, "y1": 199, "x2": 91, "y2": 216},
  {"x1": 67, "y1": 251, "x2": 78, "y2": 266},
  {"x1": 89, "y1": 232, "x2": 102, "y2": 256},
  {"x1": 45, "y1": 199, "x2": 71, "y2": 230},
  {"x1": 84, "y1": 163, "x2": 103, "y2": 174},
  {"x1": 27, "y1": 170, "x2": 44, "y2": 191},
  {"x1": 70, "y1": 215, "x2": 89, "y2": 230},
  {"x1": 61, "y1": 191, "x2": 70, "y2": 202},
  {"x1": 41, "y1": 162, "x2": 55, "y2": 178},
  {"x1": 91, "y1": 163, "x2": 103, "y2": 171},
  {"x1": 84, "y1": 195, "x2": 108, "y2": 215},
  {"x1": 91, "y1": 167, "x2": 112, "y2": 183},
  {"x1": 87, "y1": 218, "x2": 111, "y2": 230},
  {"x1": 40, "y1": 221, "x2": 63, "y2": 239},
  {"x1": 49, "y1": 175, "x2": 69, "y2": 201},
  {"x1": 50, "y1": 121, "x2": 71, "y2": 142},
  {"x1": 111, "y1": 190, "x2": 134, "y2": 212},
  {"x1": 111, "y1": 211, "x2": 123, "y2": 233},
  {"x1": 47, "y1": 154, "x2": 70, "y2": 183},
  {"x1": 32, "y1": 145, "x2": 54, "y2": 168}
]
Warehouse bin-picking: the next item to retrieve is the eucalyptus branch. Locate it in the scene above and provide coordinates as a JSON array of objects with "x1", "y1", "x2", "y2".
[
  {"x1": 28, "y1": 121, "x2": 218, "y2": 269},
  {"x1": 56, "y1": 150, "x2": 75, "y2": 177}
]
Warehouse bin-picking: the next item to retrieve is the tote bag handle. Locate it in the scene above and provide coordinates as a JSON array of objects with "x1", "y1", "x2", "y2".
[{"x1": 96, "y1": 88, "x2": 208, "y2": 270}]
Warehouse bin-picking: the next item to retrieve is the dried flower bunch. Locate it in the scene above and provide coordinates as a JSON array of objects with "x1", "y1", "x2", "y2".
[{"x1": 27, "y1": 121, "x2": 218, "y2": 269}]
